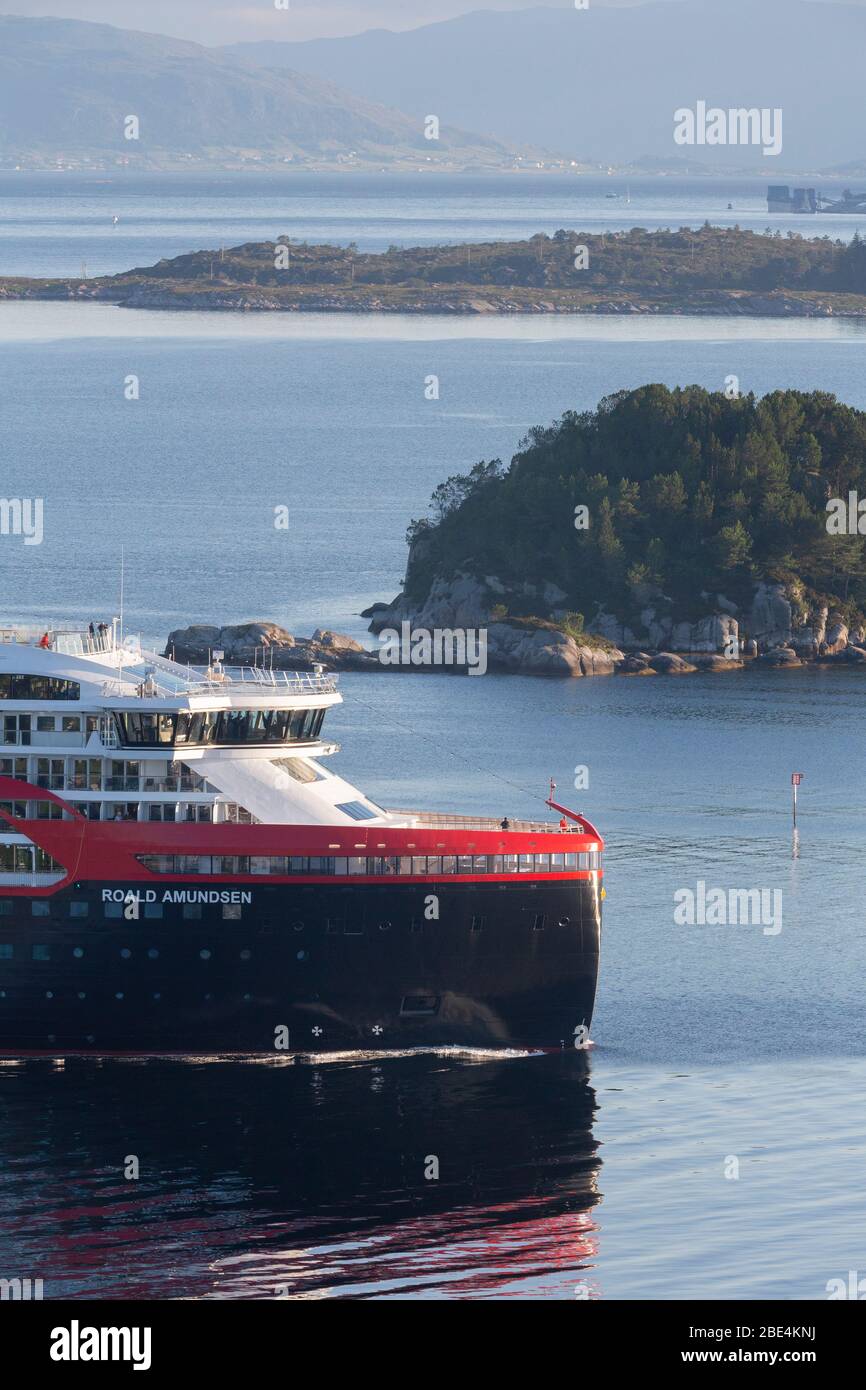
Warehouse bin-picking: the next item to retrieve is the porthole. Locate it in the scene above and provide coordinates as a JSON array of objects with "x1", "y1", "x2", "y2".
[
  {"x1": 147, "y1": 948, "x2": 159, "y2": 960},
  {"x1": 297, "y1": 949, "x2": 309, "y2": 961},
  {"x1": 45, "y1": 991, "x2": 54, "y2": 999},
  {"x1": 557, "y1": 916, "x2": 571, "y2": 928},
  {"x1": 120, "y1": 948, "x2": 132, "y2": 959},
  {"x1": 378, "y1": 921, "x2": 391, "y2": 932},
  {"x1": 86, "y1": 1034, "x2": 95, "y2": 1043},
  {"x1": 204, "y1": 993, "x2": 213, "y2": 1001},
  {"x1": 239, "y1": 949, "x2": 251, "y2": 961},
  {"x1": 115, "y1": 992, "x2": 124, "y2": 1001},
  {"x1": 292, "y1": 921, "x2": 304, "y2": 932},
  {"x1": 77, "y1": 992, "x2": 86, "y2": 1000},
  {"x1": 199, "y1": 948, "x2": 212, "y2": 960},
  {"x1": 243, "y1": 993, "x2": 251, "y2": 1002},
  {"x1": 152, "y1": 993, "x2": 161, "y2": 1001},
  {"x1": 73, "y1": 947, "x2": 85, "y2": 958}
]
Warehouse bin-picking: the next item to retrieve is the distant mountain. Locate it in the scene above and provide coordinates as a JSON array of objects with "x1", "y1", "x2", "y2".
[
  {"x1": 0, "y1": 16, "x2": 532, "y2": 169},
  {"x1": 224, "y1": 0, "x2": 866, "y2": 170}
]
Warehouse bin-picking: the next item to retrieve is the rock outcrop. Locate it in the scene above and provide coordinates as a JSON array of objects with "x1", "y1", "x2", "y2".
[
  {"x1": 756, "y1": 645, "x2": 802, "y2": 668},
  {"x1": 648, "y1": 652, "x2": 698, "y2": 674},
  {"x1": 164, "y1": 622, "x2": 376, "y2": 672}
]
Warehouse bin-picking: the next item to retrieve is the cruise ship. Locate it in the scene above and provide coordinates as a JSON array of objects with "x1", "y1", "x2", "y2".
[{"x1": 0, "y1": 622, "x2": 603, "y2": 1055}]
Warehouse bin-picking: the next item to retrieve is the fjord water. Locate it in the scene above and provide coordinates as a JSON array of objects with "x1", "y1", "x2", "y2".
[
  {"x1": 4, "y1": 170, "x2": 866, "y2": 279},
  {"x1": 0, "y1": 178, "x2": 865, "y2": 1300}
]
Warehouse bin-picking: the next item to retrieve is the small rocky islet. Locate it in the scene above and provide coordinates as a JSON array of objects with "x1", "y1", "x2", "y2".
[
  {"x1": 168, "y1": 382, "x2": 866, "y2": 679},
  {"x1": 164, "y1": 591, "x2": 866, "y2": 680}
]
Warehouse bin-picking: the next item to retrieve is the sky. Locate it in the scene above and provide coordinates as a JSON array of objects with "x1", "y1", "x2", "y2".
[
  {"x1": 0, "y1": 0, "x2": 855, "y2": 44},
  {"x1": 0, "y1": 0, "x2": 652, "y2": 45}
]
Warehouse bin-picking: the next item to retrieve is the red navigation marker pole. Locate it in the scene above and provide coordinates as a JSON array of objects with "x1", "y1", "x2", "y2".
[{"x1": 791, "y1": 772, "x2": 804, "y2": 827}]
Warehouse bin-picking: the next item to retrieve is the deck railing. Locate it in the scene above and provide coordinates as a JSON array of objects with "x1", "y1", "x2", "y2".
[{"x1": 388, "y1": 808, "x2": 566, "y2": 834}]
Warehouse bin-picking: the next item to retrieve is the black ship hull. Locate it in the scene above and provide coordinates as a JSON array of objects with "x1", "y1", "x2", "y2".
[{"x1": 0, "y1": 877, "x2": 600, "y2": 1054}]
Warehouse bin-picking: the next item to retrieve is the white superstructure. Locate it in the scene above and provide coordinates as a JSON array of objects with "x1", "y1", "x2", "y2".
[{"x1": 0, "y1": 624, "x2": 390, "y2": 854}]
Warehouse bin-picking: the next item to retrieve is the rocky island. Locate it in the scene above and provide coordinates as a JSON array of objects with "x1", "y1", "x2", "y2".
[
  {"x1": 363, "y1": 384, "x2": 866, "y2": 676},
  {"x1": 164, "y1": 622, "x2": 378, "y2": 672},
  {"x1": 167, "y1": 385, "x2": 866, "y2": 680},
  {"x1": 3, "y1": 227, "x2": 866, "y2": 317}
]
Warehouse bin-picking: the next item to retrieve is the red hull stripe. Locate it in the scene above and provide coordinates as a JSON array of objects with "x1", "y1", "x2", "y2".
[{"x1": 0, "y1": 776, "x2": 604, "y2": 895}]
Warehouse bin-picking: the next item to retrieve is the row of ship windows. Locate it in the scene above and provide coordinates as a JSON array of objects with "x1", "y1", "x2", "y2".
[
  {"x1": 1, "y1": 707, "x2": 327, "y2": 749},
  {"x1": 2, "y1": 756, "x2": 212, "y2": 792},
  {"x1": 1, "y1": 943, "x2": 245, "y2": 960},
  {"x1": 0, "y1": 803, "x2": 244, "y2": 825},
  {"x1": 0, "y1": 677, "x2": 81, "y2": 702},
  {"x1": 115, "y1": 708, "x2": 327, "y2": 747},
  {"x1": 137, "y1": 852, "x2": 602, "y2": 877},
  {"x1": 0, "y1": 911, "x2": 562, "y2": 936},
  {"x1": 1, "y1": 899, "x2": 244, "y2": 921}
]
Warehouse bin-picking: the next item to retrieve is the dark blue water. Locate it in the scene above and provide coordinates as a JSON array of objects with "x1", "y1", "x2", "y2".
[
  {"x1": 0, "y1": 311, "x2": 864, "y2": 643},
  {"x1": 0, "y1": 182, "x2": 864, "y2": 1300}
]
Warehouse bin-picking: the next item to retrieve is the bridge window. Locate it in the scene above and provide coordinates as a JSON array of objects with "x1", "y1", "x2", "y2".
[{"x1": 126, "y1": 707, "x2": 329, "y2": 749}]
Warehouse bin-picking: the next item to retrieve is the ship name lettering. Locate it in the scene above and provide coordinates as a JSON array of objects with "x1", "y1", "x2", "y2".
[
  {"x1": 101, "y1": 889, "x2": 252, "y2": 905},
  {"x1": 161, "y1": 889, "x2": 252, "y2": 905}
]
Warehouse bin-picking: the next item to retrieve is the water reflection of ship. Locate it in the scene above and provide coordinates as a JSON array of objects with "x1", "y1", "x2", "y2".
[{"x1": 2, "y1": 1053, "x2": 602, "y2": 1299}]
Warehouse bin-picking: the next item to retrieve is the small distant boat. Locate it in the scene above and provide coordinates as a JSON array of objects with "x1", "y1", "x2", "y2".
[
  {"x1": 605, "y1": 193, "x2": 620, "y2": 200},
  {"x1": 112, "y1": 215, "x2": 119, "y2": 226}
]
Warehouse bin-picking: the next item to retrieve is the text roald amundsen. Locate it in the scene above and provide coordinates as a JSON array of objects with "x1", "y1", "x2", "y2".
[{"x1": 102, "y1": 889, "x2": 253, "y2": 904}]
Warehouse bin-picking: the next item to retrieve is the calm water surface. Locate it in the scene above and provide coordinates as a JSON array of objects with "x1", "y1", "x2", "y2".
[
  {"x1": 0, "y1": 182, "x2": 863, "y2": 1300},
  {"x1": 2, "y1": 171, "x2": 865, "y2": 279},
  {"x1": 0, "y1": 668, "x2": 863, "y2": 1299}
]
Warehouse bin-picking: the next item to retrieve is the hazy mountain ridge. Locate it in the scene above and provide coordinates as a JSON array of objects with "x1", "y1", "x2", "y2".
[
  {"x1": 224, "y1": 0, "x2": 866, "y2": 170},
  {"x1": 0, "y1": 15, "x2": 534, "y2": 169}
]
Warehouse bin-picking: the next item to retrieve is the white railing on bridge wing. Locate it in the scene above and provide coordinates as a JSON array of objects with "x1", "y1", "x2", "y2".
[
  {"x1": 0, "y1": 624, "x2": 117, "y2": 655},
  {"x1": 180, "y1": 669, "x2": 338, "y2": 697},
  {"x1": 387, "y1": 809, "x2": 561, "y2": 834}
]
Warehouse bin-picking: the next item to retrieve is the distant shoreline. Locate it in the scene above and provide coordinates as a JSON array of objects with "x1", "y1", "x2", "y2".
[
  {"x1": 3, "y1": 287, "x2": 864, "y2": 318},
  {"x1": 3, "y1": 225, "x2": 865, "y2": 318}
]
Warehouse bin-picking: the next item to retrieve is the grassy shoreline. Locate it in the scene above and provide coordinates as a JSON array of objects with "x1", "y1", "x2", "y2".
[{"x1": 3, "y1": 226, "x2": 866, "y2": 316}]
